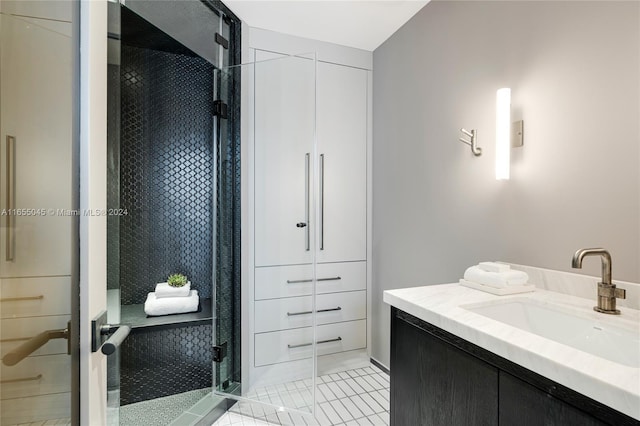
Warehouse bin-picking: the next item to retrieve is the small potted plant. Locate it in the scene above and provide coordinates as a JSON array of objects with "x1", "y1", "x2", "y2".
[{"x1": 167, "y1": 273, "x2": 188, "y2": 287}]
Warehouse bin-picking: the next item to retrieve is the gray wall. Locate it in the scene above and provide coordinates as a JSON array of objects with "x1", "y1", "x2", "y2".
[{"x1": 372, "y1": 1, "x2": 640, "y2": 366}]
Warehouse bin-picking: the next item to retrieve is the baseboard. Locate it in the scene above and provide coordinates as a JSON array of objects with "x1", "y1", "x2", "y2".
[{"x1": 370, "y1": 357, "x2": 390, "y2": 375}]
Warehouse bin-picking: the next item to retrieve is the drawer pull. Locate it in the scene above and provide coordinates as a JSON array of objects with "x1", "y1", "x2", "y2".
[
  {"x1": 287, "y1": 336, "x2": 342, "y2": 349},
  {"x1": 287, "y1": 307, "x2": 342, "y2": 316},
  {"x1": 0, "y1": 295, "x2": 44, "y2": 302},
  {"x1": 286, "y1": 276, "x2": 341, "y2": 284},
  {"x1": 318, "y1": 276, "x2": 341, "y2": 282},
  {"x1": 0, "y1": 374, "x2": 43, "y2": 384}
]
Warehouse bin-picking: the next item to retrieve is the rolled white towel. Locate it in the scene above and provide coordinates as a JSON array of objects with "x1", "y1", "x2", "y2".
[
  {"x1": 144, "y1": 290, "x2": 199, "y2": 316},
  {"x1": 155, "y1": 281, "x2": 191, "y2": 298},
  {"x1": 464, "y1": 266, "x2": 529, "y2": 289},
  {"x1": 478, "y1": 262, "x2": 510, "y2": 273}
]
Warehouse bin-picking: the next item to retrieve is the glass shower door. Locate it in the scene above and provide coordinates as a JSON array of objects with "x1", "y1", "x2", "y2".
[{"x1": 213, "y1": 53, "x2": 319, "y2": 421}]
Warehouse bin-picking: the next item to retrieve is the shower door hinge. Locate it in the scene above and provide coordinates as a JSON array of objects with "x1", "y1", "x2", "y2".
[
  {"x1": 213, "y1": 100, "x2": 228, "y2": 119},
  {"x1": 215, "y1": 33, "x2": 229, "y2": 50},
  {"x1": 213, "y1": 341, "x2": 227, "y2": 363}
]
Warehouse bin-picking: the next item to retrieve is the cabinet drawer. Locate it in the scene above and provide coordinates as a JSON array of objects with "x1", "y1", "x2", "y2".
[
  {"x1": 255, "y1": 261, "x2": 366, "y2": 300},
  {"x1": 1, "y1": 354, "x2": 70, "y2": 399},
  {"x1": 0, "y1": 392, "x2": 70, "y2": 425},
  {"x1": 0, "y1": 276, "x2": 71, "y2": 319},
  {"x1": 1, "y1": 315, "x2": 70, "y2": 357},
  {"x1": 254, "y1": 319, "x2": 366, "y2": 367},
  {"x1": 255, "y1": 290, "x2": 366, "y2": 333}
]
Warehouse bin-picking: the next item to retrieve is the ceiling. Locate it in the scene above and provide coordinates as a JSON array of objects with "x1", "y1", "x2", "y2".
[{"x1": 224, "y1": 0, "x2": 430, "y2": 51}]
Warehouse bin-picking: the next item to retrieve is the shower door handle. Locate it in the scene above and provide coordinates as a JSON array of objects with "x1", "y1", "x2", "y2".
[
  {"x1": 91, "y1": 310, "x2": 131, "y2": 355},
  {"x1": 100, "y1": 325, "x2": 131, "y2": 355}
]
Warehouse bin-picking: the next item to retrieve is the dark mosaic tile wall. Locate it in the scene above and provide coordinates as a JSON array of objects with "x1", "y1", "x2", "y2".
[
  {"x1": 117, "y1": 44, "x2": 215, "y2": 405},
  {"x1": 119, "y1": 45, "x2": 214, "y2": 305},
  {"x1": 110, "y1": 1, "x2": 242, "y2": 405},
  {"x1": 107, "y1": 62, "x2": 120, "y2": 291},
  {"x1": 120, "y1": 325, "x2": 213, "y2": 405}
]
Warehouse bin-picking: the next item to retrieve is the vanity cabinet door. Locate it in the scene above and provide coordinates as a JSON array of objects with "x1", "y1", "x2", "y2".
[
  {"x1": 499, "y1": 372, "x2": 606, "y2": 426},
  {"x1": 391, "y1": 311, "x2": 498, "y2": 426}
]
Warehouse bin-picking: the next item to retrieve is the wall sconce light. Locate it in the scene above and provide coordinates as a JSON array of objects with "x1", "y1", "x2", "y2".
[
  {"x1": 495, "y1": 88, "x2": 524, "y2": 180},
  {"x1": 495, "y1": 88, "x2": 511, "y2": 180}
]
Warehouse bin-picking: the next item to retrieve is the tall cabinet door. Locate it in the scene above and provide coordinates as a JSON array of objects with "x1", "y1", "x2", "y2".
[
  {"x1": 316, "y1": 63, "x2": 367, "y2": 263},
  {"x1": 254, "y1": 51, "x2": 316, "y2": 267},
  {"x1": 0, "y1": 13, "x2": 72, "y2": 278}
]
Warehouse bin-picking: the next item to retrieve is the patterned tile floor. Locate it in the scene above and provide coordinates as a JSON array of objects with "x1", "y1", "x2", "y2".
[{"x1": 213, "y1": 365, "x2": 390, "y2": 426}]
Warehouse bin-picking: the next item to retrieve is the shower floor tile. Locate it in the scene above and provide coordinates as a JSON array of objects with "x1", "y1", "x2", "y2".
[
  {"x1": 118, "y1": 388, "x2": 210, "y2": 426},
  {"x1": 212, "y1": 364, "x2": 389, "y2": 426}
]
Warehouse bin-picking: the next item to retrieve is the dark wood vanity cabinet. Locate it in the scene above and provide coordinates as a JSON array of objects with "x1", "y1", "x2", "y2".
[
  {"x1": 499, "y1": 372, "x2": 605, "y2": 426},
  {"x1": 390, "y1": 307, "x2": 638, "y2": 426},
  {"x1": 391, "y1": 307, "x2": 498, "y2": 425}
]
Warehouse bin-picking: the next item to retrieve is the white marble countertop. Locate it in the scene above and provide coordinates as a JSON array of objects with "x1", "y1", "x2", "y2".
[{"x1": 384, "y1": 283, "x2": 640, "y2": 420}]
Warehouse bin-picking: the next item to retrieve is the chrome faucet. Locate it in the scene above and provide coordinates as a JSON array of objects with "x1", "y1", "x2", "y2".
[{"x1": 572, "y1": 248, "x2": 626, "y2": 315}]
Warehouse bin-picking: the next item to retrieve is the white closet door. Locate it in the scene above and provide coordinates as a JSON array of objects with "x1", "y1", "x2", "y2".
[
  {"x1": 316, "y1": 62, "x2": 367, "y2": 263},
  {"x1": 254, "y1": 50, "x2": 315, "y2": 266}
]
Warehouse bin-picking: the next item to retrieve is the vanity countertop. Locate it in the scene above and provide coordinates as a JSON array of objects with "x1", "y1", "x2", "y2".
[{"x1": 384, "y1": 284, "x2": 640, "y2": 420}]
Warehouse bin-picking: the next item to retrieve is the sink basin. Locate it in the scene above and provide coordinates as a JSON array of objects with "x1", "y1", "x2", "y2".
[{"x1": 462, "y1": 298, "x2": 640, "y2": 368}]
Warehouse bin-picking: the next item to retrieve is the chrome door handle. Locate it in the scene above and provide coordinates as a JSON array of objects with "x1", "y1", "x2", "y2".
[
  {"x1": 2, "y1": 326, "x2": 69, "y2": 366},
  {"x1": 5, "y1": 135, "x2": 16, "y2": 261},
  {"x1": 100, "y1": 325, "x2": 131, "y2": 355}
]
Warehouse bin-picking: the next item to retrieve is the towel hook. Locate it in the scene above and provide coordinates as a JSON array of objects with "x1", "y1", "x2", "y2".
[{"x1": 459, "y1": 128, "x2": 482, "y2": 156}]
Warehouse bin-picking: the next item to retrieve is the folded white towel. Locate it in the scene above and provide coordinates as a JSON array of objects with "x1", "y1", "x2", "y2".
[
  {"x1": 144, "y1": 290, "x2": 199, "y2": 316},
  {"x1": 478, "y1": 262, "x2": 510, "y2": 273},
  {"x1": 463, "y1": 266, "x2": 529, "y2": 289},
  {"x1": 155, "y1": 281, "x2": 191, "y2": 298}
]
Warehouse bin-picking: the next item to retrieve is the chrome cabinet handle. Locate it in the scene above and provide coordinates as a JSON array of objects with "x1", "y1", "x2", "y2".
[
  {"x1": 287, "y1": 306, "x2": 342, "y2": 316},
  {"x1": 0, "y1": 374, "x2": 43, "y2": 384},
  {"x1": 319, "y1": 153, "x2": 324, "y2": 251},
  {"x1": 5, "y1": 135, "x2": 16, "y2": 261},
  {"x1": 287, "y1": 336, "x2": 342, "y2": 349},
  {"x1": 0, "y1": 295, "x2": 44, "y2": 302},
  {"x1": 304, "y1": 153, "x2": 310, "y2": 251},
  {"x1": 286, "y1": 276, "x2": 341, "y2": 284}
]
